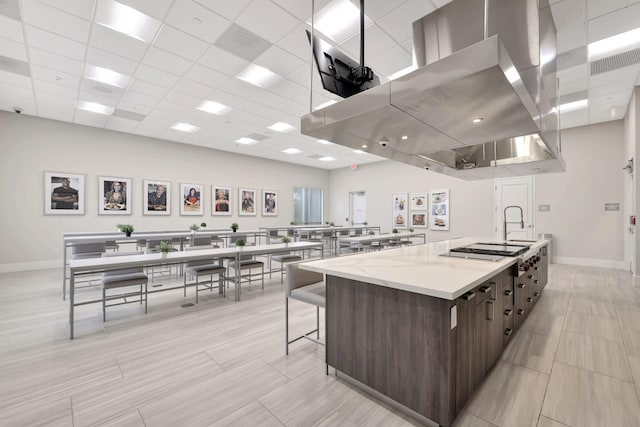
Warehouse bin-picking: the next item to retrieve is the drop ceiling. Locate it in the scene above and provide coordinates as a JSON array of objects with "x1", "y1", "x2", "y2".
[{"x1": 0, "y1": 0, "x2": 638, "y2": 169}]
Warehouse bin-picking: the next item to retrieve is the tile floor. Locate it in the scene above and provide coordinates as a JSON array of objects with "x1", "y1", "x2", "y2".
[{"x1": 1, "y1": 263, "x2": 640, "y2": 426}]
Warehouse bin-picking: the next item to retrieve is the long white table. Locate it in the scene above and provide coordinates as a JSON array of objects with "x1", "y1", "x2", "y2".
[
  {"x1": 68, "y1": 241, "x2": 322, "y2": 339},
  {"x1": 336, "y1": 231, "x2": 427, "y2": 254}
]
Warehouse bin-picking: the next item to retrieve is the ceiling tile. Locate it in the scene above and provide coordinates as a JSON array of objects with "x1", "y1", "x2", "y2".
[
  {"x1": 184, "y1": 64, "x2": 229, "y2": 88},
  {"x1": 587, "y1": 2, "x2": 640, "y2": 43},
  {"x1": 173, "y1": 78, "x2": 213, "y2": 98},
  {"x1": 28, "y1": 47, "x2": 83, "y2": 75},
  {"x1": 557, "y1": 63, "x2": 589, "y2": 84},
  {"x1": 341, "y1": 24, "x2": 398, "y2": 63},
  {"x1": 163, "y1": 89, "x2": 202, "y2": 108},
  {"x1": 369, "y1": 44, "x2": 412, "y2": 77},
  {"x1": 219, "y1": 77, "x2": 262, "y2": 99},
  {"x1": 558, "y1": 77, "x2": 588, "y2": 95},
  {"x1": 117, "y1": 0, "x2": 174, "y2": 20},
  {"x1": 193, "y1": 0, "x2": 252, "y2": 21},
  {"x1": 153, "y1": 25, "x2": 210, "y2": 61},
  {"x1": 143, "y1": 46, "x2": 194, "y2": 76},
  {"x1": 0, "y1": 36, "x2": 27, "y2": 61},
  {"x1": 80, "y1": 80, "x2": 123, "y2": 103},
  {"x1": 116, "y1": 99, "x2": 153, "y2": 116},
  {"x1": 0, "y1": 0, "x2": 21, "y2": 21},
  {"x1": 273, "y1": 0, "x2": 332, "y2": 20},
  {"x1": 25, "y1": 25, "x2": 86, "y2": 61},
  {"x1": 128, "y1": 79, "x2": 169, "y2": 98},
  {"x1": 587, "y1": 0, "x2": 639, "y2": 20},
  {"x1": 377, "y1": 0, "x2": 436, "y2": 44},
  {"x1": 349, "y1": 0, "x2": 409, "y2": 21},
  {"x1": 74, "y1": 108, "x2": 110, "y2": 127},
  {"x1": 199, "y1": 45, "x2": 250, "y2": 77},
  {"x1": 155, "y1": 97, "x2": 192, "y2": 113},
  {"x1": 590, "y1": 65, "x2": 640, "y2": 88},
  {"x1": 165, "y1": 0, "x2": 231, "y2": 43},
  {"x1": 235, "y1": 0, "x2": 300, "y2": 44},
  {"x1": 105, "y1": 116, "x2": 139, "y2": 132},
  {"x1": 205, "y1": 88, "x2": 245, "y2": 107},
  {"x1": 214, "y1": 23, "x2": 272, "y2": 62},
  {"x1": 559, "y1": 108, "x2": 588, "y2": 128},
  {"x1": 31, "y1": 65, "x2": 81, "y2": 88},
  {"x1": 86, "y1": 46, "x2": 138, "y2": 76},
  {"x1": 269, "y1": 77, "x2": 307, "y2": 98},
  {"x1": 37, "y1": 97, "x2": 76, "y2": 121},
  {"x1": 120, "y1": 89, "x2": 162, "y2": 108},
  {"x1": 37, "y1": 0, "x2": 96, "y2": 20},
  {"x1": 0, "y1": 14, "x2": 24, "y2": 43},
  {"x1": 33, "y1": 79, "x2": 78, "y2": 99},
  {"x1": 0, "y1": 94, "x2": 36, "y2": 115},
  {"x1": 134, "y1": 64, "x2": 180, "y2": 88},
  {"x1": 21, "y1": 0, "x2": 91, "y2": 43},
  {"x1": 0, "y1": 68, "x2": 32, "y2": 88},
  {"x1": 255, "y1": 45, "x2": 306, "y2": 77},
  {"x1": 90, "y1": 25, "x2": 149, "y2": 62},
  {"x1": 589, "y1": 79, "x2": 636, "y2": 98},
  {"x1": 278, "y1": 23, "x2": 313, "y2": 62}
]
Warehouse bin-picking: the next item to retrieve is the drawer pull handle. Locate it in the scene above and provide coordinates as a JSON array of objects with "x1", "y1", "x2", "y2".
[
  {"x1": 533, "y1": 280, "x2": 539, "y2": 284},
  {"x1": 527, "y1": 275, "x2": 534, "y2": 279},
  {"x1": 504, "y1": 289, "x2": 513, "y2": 296},
  {"x1": 527, "y1": 297, "x2": 533, "y2": 302},
  {"x1": 463, "y1": 291, "x2": 475, "y2": 301},
  {"x1": 480, "y1": 286, "x2": 491, "y2": 294},
  {"x1": 518, "y1": 283, "x2": 526, "y2": 288},
  {"x1": 533, "y1": 267, "x2": 539, "y2": 271},
  {"x1": 517, "y1": 309, "x2": 525, "y2": 315},
  {"x1": 504, "y1": 328, "x2": 513, "y2": 336},
  {"x1": 533, "y1": 292, "x2": 540, "y2": 297},
  {"x1": 504, "y1": 308, "x2": 513, "y2": 316}
]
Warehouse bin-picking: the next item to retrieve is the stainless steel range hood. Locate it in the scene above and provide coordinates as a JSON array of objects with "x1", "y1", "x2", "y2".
[{"x1": 301, "y1": 0, "x2": 565, "y2": 180}]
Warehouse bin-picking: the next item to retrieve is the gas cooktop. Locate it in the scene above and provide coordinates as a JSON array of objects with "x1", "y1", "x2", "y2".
[{"x1": 449, "y1": 242, "x2": 530, "y2": 257}]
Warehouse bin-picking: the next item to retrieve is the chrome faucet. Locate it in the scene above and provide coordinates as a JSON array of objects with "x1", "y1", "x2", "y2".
[{"x1": 503, "y1": 205, "x2": 524, "y2": 240}]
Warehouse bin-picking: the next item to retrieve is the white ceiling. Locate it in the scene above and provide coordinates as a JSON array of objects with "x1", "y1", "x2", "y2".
[{"x1": 0, "y1": 0, "x2": 639, "y2": 169}]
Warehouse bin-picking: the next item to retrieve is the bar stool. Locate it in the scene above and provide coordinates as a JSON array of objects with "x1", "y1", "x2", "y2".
[
  {"x1": 270, "y1": 253, "x2": 302, "y2": 283},
  {"x1": 228, "y1": 254, "x2": 264, "y2": 291},
  {"x1": 183, "y1": 249, "x2": 226, "y2": 303},
  {"x1": 100, "y1": 252, "x2": 148, "y2": 321}
]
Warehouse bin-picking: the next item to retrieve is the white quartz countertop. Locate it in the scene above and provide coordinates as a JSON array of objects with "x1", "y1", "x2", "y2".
[{"x1": 300, "y1": 237, "x2": 548, "y2": 300}]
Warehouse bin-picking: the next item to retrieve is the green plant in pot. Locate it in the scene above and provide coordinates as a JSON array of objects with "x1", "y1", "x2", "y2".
[
  {"x1": 363, "y1": 221, "x2": 368, "y2": 226},
  {"x1": 325, "y1": 221, "x2": 329, "y2": 225},
  {"x1": 281, "y1": 236, "x2": 292, "y2": 246},
  {"x1": 200, "y1": 222, "x2": 207, "y2": 228},
  {"x1": 117, "y1": 224, "x2": 134, "y2": 237},
  {"x1": 231, "y1": 222, "x2": 239, "y2": 232},
  {"x1": 290, "y1": 221, "x2": 295, "y2": 225},
  {"x1": 330, "y1": 222, "x2": 335, "y2": 226},
  {"x1": 392, "y1": 228, "x2": 399, "y2": 234},
  {"x1": 189, "y1": 224, "x2": 200, "y2": 232},
  {"x1": 368, "y1": 230, "x2": 375, "y2": 235},
  {"x1": 155, "y1": 241, "x2": 173, "y2": 256},
  {"x1": 409, "y1": 228, "x2": 414, "y2": 232},
  {"x1": 234, "y1": 238, "x2": 246, "y2": 250}
]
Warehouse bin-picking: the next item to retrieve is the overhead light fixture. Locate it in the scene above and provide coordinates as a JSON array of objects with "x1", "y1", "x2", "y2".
[
  {"x1": 197, "y1": 100, "x2": 232, "y2": 115},
  {"x1": 268, "y1": 122, "x2": 296, "y2": 132},
  {"x1": 84, "y1": 65, "x2": 131, "y2": 88},
  {"x1": 588, "y1": 27, "x2": 640, "y2": 61},
  {"x1": 283, "y1": 148, "x2": 302, "y2": 154},
  {"x1": 309, "y1": 0, "x2": 372, "y2": 43},
  {"x1": 555, "y1": 99, "x2": 588, "y2": 113},
  {"x1": 318, "y1": 156, "x2": 336, "y2": 161},
  {"x1": 401, "y1": 135, "x2": 409, "y2": 140},
  {"x1": 387, "y1": 66, "x2": 416, "y2": 81},
  {"x1": 77, "y1": 101, "x2": 114, "y2": 115},
  {"x1": 314, "y1": 100, "x2": 338, "y2": 110},
  {"x1": 353, "y1": 150, "x2": 364, "y2": 154},
  {"x1": 171, "y1": 122, "x2": 200, "y2": 133},
  {"x1": 94, "y1": 0, "x2": 161, "y2": 43},
  {"x1": 361, "y1": 144, "x2": 367, "y2": 148},
  {"x1": 317, "y1": 139, "x2": 332, "y2": 145},
  {"x1": 235, "y1": 137, "x2": 259, "y2": 145},
  {"x1": 472, "y1": 117, "x2": 484, "y2": 123},
  {"x1": 236, "y1": 64, "x2": 281, "y2": 88}
]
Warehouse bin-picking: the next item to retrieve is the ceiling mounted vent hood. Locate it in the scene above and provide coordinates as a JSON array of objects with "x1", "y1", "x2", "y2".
[{"x1": 301, "y1": 0, "x2": 565, "y2": 180}]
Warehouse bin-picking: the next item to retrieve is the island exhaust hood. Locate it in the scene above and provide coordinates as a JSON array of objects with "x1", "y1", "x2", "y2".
[{"x1": 301, "y1": 0, "x2": 565, "y2": 180}]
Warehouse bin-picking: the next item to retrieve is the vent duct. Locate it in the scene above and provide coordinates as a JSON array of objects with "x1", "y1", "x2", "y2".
[{"x1": 590, "y1": 48, "x2": 640, "y2": 75}]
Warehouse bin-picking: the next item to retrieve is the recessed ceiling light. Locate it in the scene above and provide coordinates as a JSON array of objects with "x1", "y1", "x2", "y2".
[
  {"x1": 77, "y1": 101, "x2": 115, "y2": 115},
  {"x1": 318, "y1": 156, "x2": 336, "y2": 161},
  {"x1": 556, "y1": 99, "x2": 588, "y2": 113},
  {"x1": 94, "y1": 0, "x2": 161, "y2": 43},
  {"x1": 236, "y1": 64, "x2": 281, "y2": 88},
  {"x1": 472, "y1": 117, "x2": 484, "y2": 123},
  {"x1": 84, "y1": 65, "x2": 131, "y2": 88},
  {"x1": 268, "y1": 122, "x2": 295, "y2": 132},
  {"x1": 317, "y1": 139, "x2": 332, "y2": 145},
  {"x1": 171, "y1": 122, "x2": 200, "y2": 133},
  {"x1": 283, "y1": 148, "x2": 302, "y2": 154},
  {"x1": 387, "y1": 66, "x2": 416, "y2": 80},
  {"x1": 197, "y1": 100, "x2": 232, "y2": 115},
  {"x1": 353, "y1": 150, "x2": 364, "y2": 154},
  {"x1": 235, "y1": 137, "x2": 259, "y2": 145},
  {"x1": 361, "y1": 144, "x2": 367, "y2": 148},
  {"x1": 401, "y1": 135, "x2": 409, "y2": 140},
  {"x1": 314, "y1": 99, "x2": 338, "y2": 110},
  {"x1": 588, "y1": 27, "x2": 640, "y2": 61},
  {"x1": 309, "y1": 0, "x2": 372, "y2": 43}
]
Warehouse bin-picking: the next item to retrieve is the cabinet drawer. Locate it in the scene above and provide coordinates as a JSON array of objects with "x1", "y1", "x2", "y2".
[
  {"x1": 502, "y1": 282, "x2": 514, "y2": 307},
  {"x1": 475, "y1": 281, "x2": 496, "y2": 305}
]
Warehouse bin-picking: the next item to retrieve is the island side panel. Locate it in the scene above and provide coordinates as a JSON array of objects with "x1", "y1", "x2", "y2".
[{"x1": 326, "y1": 275, "x2": 456, "y2": 426}]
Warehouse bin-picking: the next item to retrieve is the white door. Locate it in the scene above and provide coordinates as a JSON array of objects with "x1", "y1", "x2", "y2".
[
  {"x1": 495, "y1": 177, "x2": 535, "y2": 240},
  {"x1": 624, "y1": 161, "x2": 635, "y2": 273},
  {"x1": 350, "y1": 191, "x2": 366, "y2": 225}
]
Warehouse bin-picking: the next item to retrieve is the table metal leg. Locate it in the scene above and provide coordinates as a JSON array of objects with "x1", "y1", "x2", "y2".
[
  {"x1": 234, "y1": 251, "x2": 241, "y2": 301},
  {"x1": 69, "y1": 272, "x2": 75, "y2": 339},
  {"x1": 63, "y1": 242, "x2": 67, "y2": 300}
]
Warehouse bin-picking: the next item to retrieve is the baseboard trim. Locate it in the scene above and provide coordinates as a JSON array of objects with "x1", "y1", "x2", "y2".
[
  {"x1": 553, "y1": 256, "x2": 626, "y2": 270},
  {"x1": 0, "y1": 260, "x2": 59, "y2": 273}
]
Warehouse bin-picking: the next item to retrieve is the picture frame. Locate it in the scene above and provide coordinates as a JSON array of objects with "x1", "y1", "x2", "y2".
[
  {"x1": 98, "y1": 176, "x2": 132, "y2": 215},
  {"x1": 180, "y1": 182, "x2": 204, "y2": 216},
  {"x1": 410, "y1": 193, "x2": 428, "y2": 211},
  {"x1": 44, "y1": 171, "x2": 85, "y2": 215},
  {"x1": 262, "y1": 190, "x2": 278, "y2": 216},
  {"x1": 430, "y1": 189, "x2": 450, "y2": 231},
  {"x1": 392, "y1": 193, "x2": 408, "y2": 229},
  {"x1": 212, "y1": 185, "x2": 232, "y2": 216},
  {"x1": 239, "y1": 188, "x2": 257, "y2": 216},
  {"x1": 143, "y1": 179, "x2": 170, "y2": 215},
  {"x1": 411, "y1": 212, "x2": 427, "y2": 228}
]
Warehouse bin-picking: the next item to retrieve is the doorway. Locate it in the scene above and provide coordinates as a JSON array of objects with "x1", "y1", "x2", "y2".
[
  {"x1": 623, "y1": 159, "x2": 634, "y2": 273},
  {"x1": 349, "y1": 191, "x2": 366, "y2": 225},
  {"x1": 495, "y1": 177, "x2": 535, "y2": 240}
]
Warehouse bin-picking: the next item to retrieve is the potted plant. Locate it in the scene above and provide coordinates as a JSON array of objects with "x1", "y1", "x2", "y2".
[
  {"x1": 368, "y1": 230, "x2": 375, "y2": 235},
  {"x1": 155, "y1": 241, "x2": 173, "y2": 256},
  {"x1": 392, "y1": 228, "x2": 399, "y2": 234},
  {"x1": 231, "y1": 222, "x2": 239, "y2": 233},
  {"x1": 281, "y1": 236, "x2": 292, "y2": 247},
  {"x1": 189, "y1": 224, "x2": 200, "y2": 233},
  {"x1": 330, "y1": 222, "x2": 335, "y2": 226},
  {"x1": 363, "y1": 221, "x2": 368, "y2": 226},
  {"x1": 409, "y1": 228, "x2": 414, "y2": 232},
  {"x1": 117, "y1": 224, "x2": 134, "y2": 237},
  {"x1": 200, "y1": 222, "x2": 207, "y2": 229},
  {"x1": 290, "y1": 221, "x2": 295, "y2": 225},
  {"x1": 234, "y1": 238, "x2": 246, "y2": 250},
  {"x1": 325, "y1": 221, "x2": 329, "y2": 225}
]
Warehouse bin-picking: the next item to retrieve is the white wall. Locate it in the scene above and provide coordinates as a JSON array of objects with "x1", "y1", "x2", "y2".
[{"x1": 0, "y1": 112, "x2": 329, "y2": 272}]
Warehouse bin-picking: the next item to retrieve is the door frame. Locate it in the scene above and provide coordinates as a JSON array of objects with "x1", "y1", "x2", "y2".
[
  {"x1": 349, "y1": 191, "x2": 366, "y2": 225},
  {"x1": 494, "y1": 176, "x2": 535, "y2": 240}
]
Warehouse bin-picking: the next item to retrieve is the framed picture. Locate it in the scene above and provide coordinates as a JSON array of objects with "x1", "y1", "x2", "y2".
[
  {"x1": 180, "y1": 183, "x2": 204, "y2": 216},
  {"x1": 262, "y1": 190, "x2": 278, "y2": 216},
  {"x1": 410, "y1": 193, "x2": 428, "y2": 211},
  {"x1": 239, "y1": 188, "x2": 257, "y2": 216},
  {"x1": 411, "y1": 212, "x2": 427, "y2": 228},
  {"x1": 430, "y1": 189, "x2": 450, "y2": 230},
  {"x1": 143, "y1": 179, "x2": 170, "y2": 215},
  {"x1": 98, "y1": 176, "x2": 131, "y2": 215},
  {"x1": 212, "y1": 185, "x2": 231, "y2": 216},
  {"x1": 44, "y1": 172, "x2": 85, "y2": 215},
  {"x1": 392, "y1": 193, "x2": 408, "y2": 229}
]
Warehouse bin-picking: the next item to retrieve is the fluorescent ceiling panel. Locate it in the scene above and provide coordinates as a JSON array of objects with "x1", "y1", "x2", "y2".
[
  {"x1": 318, "y1": 156, "x2": 336, "y2": 161},
  {"x1": 316, "y1": 139, "x2": 332, "y2": 144},
  {"x1": 267, "y1": 121, "x2": 295, "y2": 132},
  {"x1": 353, "y1": 149, "x2": 365, "y2": 154},
  {"x1": 588, "y1": 27, "x2": 640, "y2": 61},
  {"x1": 84, "y1": 64, "x2": 131, "y2": 88},
  {"x1": 235, "y1": 136, "x2": 259, "y2": 145},
  {"x1": 314, "y1": 99, "x2": 338, "y2": 110},
  {"x1": 197, "y1": 100, "x2": 232, "y2": 115},
  {"x1": 557, "y1": 99, "x2": 588, "y2": 113},
  {"x1": 236, "y1": 63, "x2": 281, "y2": 88},
  {"x1": 283, "y1": 148, "x2": 302, "y2": 154},
  {"x1": 171, "y1": 122, "x2": 200, "y2": 132},
  {"x1": 77, "y1": 101, "x2": 115, "y2": 115},
  {"x1": 387, "y1": 65, "x2": 416, "y2": 80},
  {"x1": 310, "y1": 0, "x2": 372, "y2": 44},
  {"x1": 95, "y1": 0, "x2": 161, "y2": 43}
]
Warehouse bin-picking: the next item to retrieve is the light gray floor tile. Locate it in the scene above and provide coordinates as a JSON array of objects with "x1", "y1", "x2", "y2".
[
  {"x1": 567, "y1": 296, "x2": 617, "y2": 318},
  {"x1": 617, "y1": 309, "x2": 640, "y2": 332},
  {"x1": 465, "y1": 361, "x2": 548, "y2": 427},
  {"x1": 207, "y1": 401, "x2": 284, "y2": 427},
  {"x1": 627, "y1": 355, "x2": 640, "y2": 404},
  {"x1": 541, "y1": 362, "x2": 640, "y2": 427},
  {"x1": 501, "y1": 329, "x2": 559, "y2": 374},
  {"x1": 537, "y1": 415, "x2": 569, "y2": 427},
  {"x1": 261, "y1": 347, "x2": 326, "y2": 379},
  {"x1": 535, "y1": 293, "x2": 569, "y2": 316},
  {"x1": 563, "y1": 311, "x2": 622, "y2": 342},
  {"x1": 452, "y1": 411, "x2": 497, "y2": 427},
  {"x1": 623, "y1": 327, "x2": 640, "y2": 357},
  {"x1": 97, "y1": 410, "x2": 146, "y2": 427},
  {"x1": 521, "y1": 309, "x2": 565, "y2": 337},
  {"x1": 555, "y1": 331, "x2": 632, "y2": 381},
  {"x1": 0, "y1": 396, "x2": 72, "y2": 427}
]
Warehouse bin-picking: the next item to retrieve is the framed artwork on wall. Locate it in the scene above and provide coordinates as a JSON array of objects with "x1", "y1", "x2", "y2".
[
  {"x1": 212, "y1": 185, "x2": 231, "y2": 216},
  {"x1": 44, "y1": 171, "x2": 85, "y2": 215},
  {"x1": 180, "y1": 182, "x2": 204, "y2": 216},
  {"x1": 98, "y1": 176, "x2": 131, "y2": 215},
  {"x1": 239, "y1": 188, "x2": 257, "y2": 216},
  {"x1": 143, "y1": 179, "x2": 170, "y2": 215},
  {"x1": 410, "y1": 193, "x2": 428, "y2": 211},
  {"x1": 262, "y1": 190, "x2": 278, "y2": 216},
  {"x1": 411, "y1": 213, "x2": 427, "y2": 228},
  {"x1": 430, "y1": 189, "x2": 450, "y2": 230},
  {"x1": 392, "y1": 193, "x2": 408, "y2": 229}
]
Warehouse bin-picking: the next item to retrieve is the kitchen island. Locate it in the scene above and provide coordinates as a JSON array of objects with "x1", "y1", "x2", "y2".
[{"x1": 301, "y1": 237, "x2": 549, "y2": 427}]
